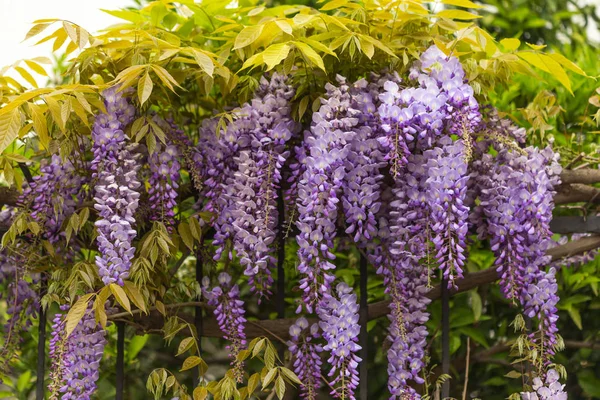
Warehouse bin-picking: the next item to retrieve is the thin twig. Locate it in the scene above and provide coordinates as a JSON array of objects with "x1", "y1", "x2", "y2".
[{"x1": 462, "y1": 337, "x2": 470, "y2": 400}]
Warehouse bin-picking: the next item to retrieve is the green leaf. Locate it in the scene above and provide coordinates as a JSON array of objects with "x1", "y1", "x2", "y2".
[
  {"x1": 262, "y1": 368, "x2": 277, "y2": 388},
  {"x1": 193, "y1": 386, "x2": 208, "y2": 400},
  {"x1": 110, "y1": 283, "x2": 132, "y2": 314},
  {"x1": 568, "y1": 307, "x2": 583, "y2": 330},
  {"x1": 275, "y1": 20, "x2": 292, "y2": 35},
  {"x1": 65, "y1": 293, "x2": 94, "y2": 337},
  {"x1": 548, "y1": 52, "x2": 588, "y2": 77},
  {"x1": 138, "y1": 71, "x2": 153, "y2": 106},
  {"x1": 294, "y1": 42, "x2": 325, "y2": 71},
  {"x1": 437, "y1": 10, "x2": 482, "y2": 19},
  {"x1": 321, "y1": 0, "x2": 349, "y2": 11},
  {"x1": 0, "y1": 108, "x2": 22, "y2": 155},
  {"x1": 234, "y1": 24, "x2": 265, "y2": 50},
  {"x1": 263, "y1": 43, "x2": 291, "y2": 71},
  {"x1": 127, "y1": 335, "x2": 149, "y2": 360},
  {"x1": 470, "y1": 291, "x2": 482, "y2": 321},
  {"x1": 29, "y1": 103, "x2": 49, "y2": 149}
]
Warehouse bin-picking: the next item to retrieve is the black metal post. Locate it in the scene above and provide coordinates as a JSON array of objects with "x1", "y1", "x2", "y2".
[
  {"x1": 441, "y1": 277, "x2": 450, "y2": 399},
  {"x1": 116, "y1": 322, "x2": 125, "y2": 400},
  {"x1": 35, "y1": 280, "x2": 46, "y2": 400},
  {"x1": 359, "y1": 253, "x2": 368, "y2": 400},
  {"x1": 192, "y1": 244, "x2": 204, "y2": 388}
]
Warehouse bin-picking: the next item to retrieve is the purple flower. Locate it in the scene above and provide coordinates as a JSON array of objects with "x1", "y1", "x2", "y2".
[
  {"x1": 317, "y1": 282, "x2": 362, "y2": 400},
  {"x1": 48, "y1": 303, "x2": 107, "y2": 400},
  {"x1": 287, "y1": 317, "x2": 322, "y2": 400},
  {"x1": 202, "y1": 272, "x2": 247, "y2": 382},
  {"x1": 91, "y1": 87, "x2": 140, "y2": 286}
]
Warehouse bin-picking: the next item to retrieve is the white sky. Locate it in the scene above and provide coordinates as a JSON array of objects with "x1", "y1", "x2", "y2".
[{"x1": 0, "y1": 0, "x2": 133, "y2": 85}]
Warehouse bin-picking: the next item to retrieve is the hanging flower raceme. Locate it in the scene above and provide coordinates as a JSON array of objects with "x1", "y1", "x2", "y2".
[
  {"x1": 318, "y1": 282, "x2": 362, "y2": 400},
  {"x1": 475, "y1": 140, "x2": 562, "y2": 364},
  {"x1": 48, "y1": 305, "x2": 107, "y2": 400},
  {"x1": 202, "y1": 273, "x2": 247, "y2": 382},
  {"x1": 91, "y1": 87, "x2": 140, "y2": 286},
  {"x1": 287, "y1": 317, "x2": 323, "y2": 400},
  {"x1": 148, "y1": 140, "x2": 181, "y2": 231},
  {"x1": 342, "y1": 78, "x2": 387, "y2": 245},
  {"x1": 424, "y1": 137, "x2": 469, "y2": 287},
  {"x1": 296, "y1": 77, "x2": 358, "y2": 312},
  {"x1": 520, "y1": 369, "x2": 567, "y2": 400},
  {"x1": 383, "y1": 166, "x2": 431, "y2": 399},
  {"x1": 18, "y1": 155, "x2": 83, "y2": 244},
  {"x1": 203, "y1": 74, "x2": 297, "y2": 299}
]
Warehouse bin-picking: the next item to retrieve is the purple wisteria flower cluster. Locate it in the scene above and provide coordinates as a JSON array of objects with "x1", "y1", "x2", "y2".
[
  {"x1": 49, "y1": 304, "x2": 107, "y2": 400},
  {"x1": 296, "y1": 76, "x2": 358, "y2": 312},
  {"x1": 521, "y1": 369, "x2": 567, "y2": 400},
  {"x1": 200, "y1": 73, "x2": 297, "y2": 299},
  {"x1": 19, "y1": 155, "x2": 83, "y2": 244},
  {"x1": 317, "y1": 282, "x2": 362, "y2": 400},
  {"x1": 202, "y1": 272, "x2": 247, "y2": 382},
  {"x1": 287, "y1": 317, "x2": 323, "y2": 400},
  {"x1": 474, "y1": 142, "x2": 561, "y2": 362},
  {"x1": 91, "y1": 87, "x2": 140, "y2": 286},
  {"x1": 148, "y1": 121, "x2": 181, "y2": 231}
]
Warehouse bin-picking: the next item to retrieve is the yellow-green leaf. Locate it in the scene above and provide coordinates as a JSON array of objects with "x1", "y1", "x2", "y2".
[
  {"x1": 24, "y1": 60, "x2": 48, "y2": 77},
  {"x1": 180, "y1": 355, "x2": 202, "y2": 371},
  {"x1": 151, "y1": 65, "x2": 182, "y2": 92},
  {"x1": 263, "y1": 43, "x2": 291, "y2": 71},
  {"x1": 275, "y1": 20, "x2": 293, "y2": 35},
  {"x1": 29, "y1": 103, "x2": 49, "y2": 149},
  {"x1": 442, "y1": 0, "x2": 483, "y2": 9},
  {"x1": 24, "y1": 23, "x2": 51, "y2": 41},
  {"x1": 110, "y1": 283, "x2": 132, "y2": 313},
  {"x1": 437, "y1": 10, "x2": 481, "y2": 20},
  {"x1": 138, "y1": 71, "x2": 153, "y2": 106},
  {"x1": 518, "y1": 52, "x2": 572, "y2": 94},
  {"x1": 14, "y1": 67, "x2": 38, "y2": 88},
  {"x1": 499, "y1": 38, "x2": 520, "y2": 52},
  {"x1": 123, "y1": 281, "x2": 147, "y2": 313},
  {"x1": 294, "y1": 42, "x2": 325, "y2": 71},
  {"x1": 0, "y1": 108, "x2": 22, "y2": 154},
  {"x1": 177, "y1": 337, "x2": 195, "y2": 356},
  {"x1": 275, "y1": 376, "x2": 285, "y2": 399},
  {"x1": 192, "y1": 50, "x2": 215, "y2": 77},
  {"x1": 193, "y1": 386, "x2": 208, "y2": 400},
  {"x1": 65, "y1": 293, "x2": 94, "y2": 337},
  {"x1": 234, "y1": 24, "x2": 265, "y2": 50},
  {"x1": 548, "y1": 53, "x2": 588, "y2": 77},
  {"x1": 321, "y1": 0, "x2": 349, "y2": 11}
]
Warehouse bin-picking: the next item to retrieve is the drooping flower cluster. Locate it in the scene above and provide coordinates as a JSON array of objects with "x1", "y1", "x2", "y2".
[
  {"x1": 296, "y1": 77, "x2": 358, "y2": 312},
  {"x1": 91, "y1": 87, "x2": 140, "y2": 286},
  {"x1": 48, "y1": 304, "x2": 107, "y2": 400},
  {"x1": 200, "y1": 74, "x2": 297, "y2": 299},
  {"x1": 202, "y1": 272, "x2": 247, "y2": 382},
  {"x1": 521, "y1": 369, "x2": 567, "y2": 400},
  {"x1": 148, "y1": 121, "x2": 181, "y2": 231},
  {"x1": 287, "y1": 317, "x2": 323, "y2": 400},
  {"x1": 474, "y1": 142, "x2": 561, "y2": 362},
  {"x1": 317, "y1": 282, "x2": 362, "y2": 400},
  {"x1": 19, "y1": 155, "x2": 83, "y2": 243}
]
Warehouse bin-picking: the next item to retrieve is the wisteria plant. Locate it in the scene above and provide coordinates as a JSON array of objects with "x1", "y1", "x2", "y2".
[{"x1": 0, "y1": 0, "x2": 597, "y2": 399}]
